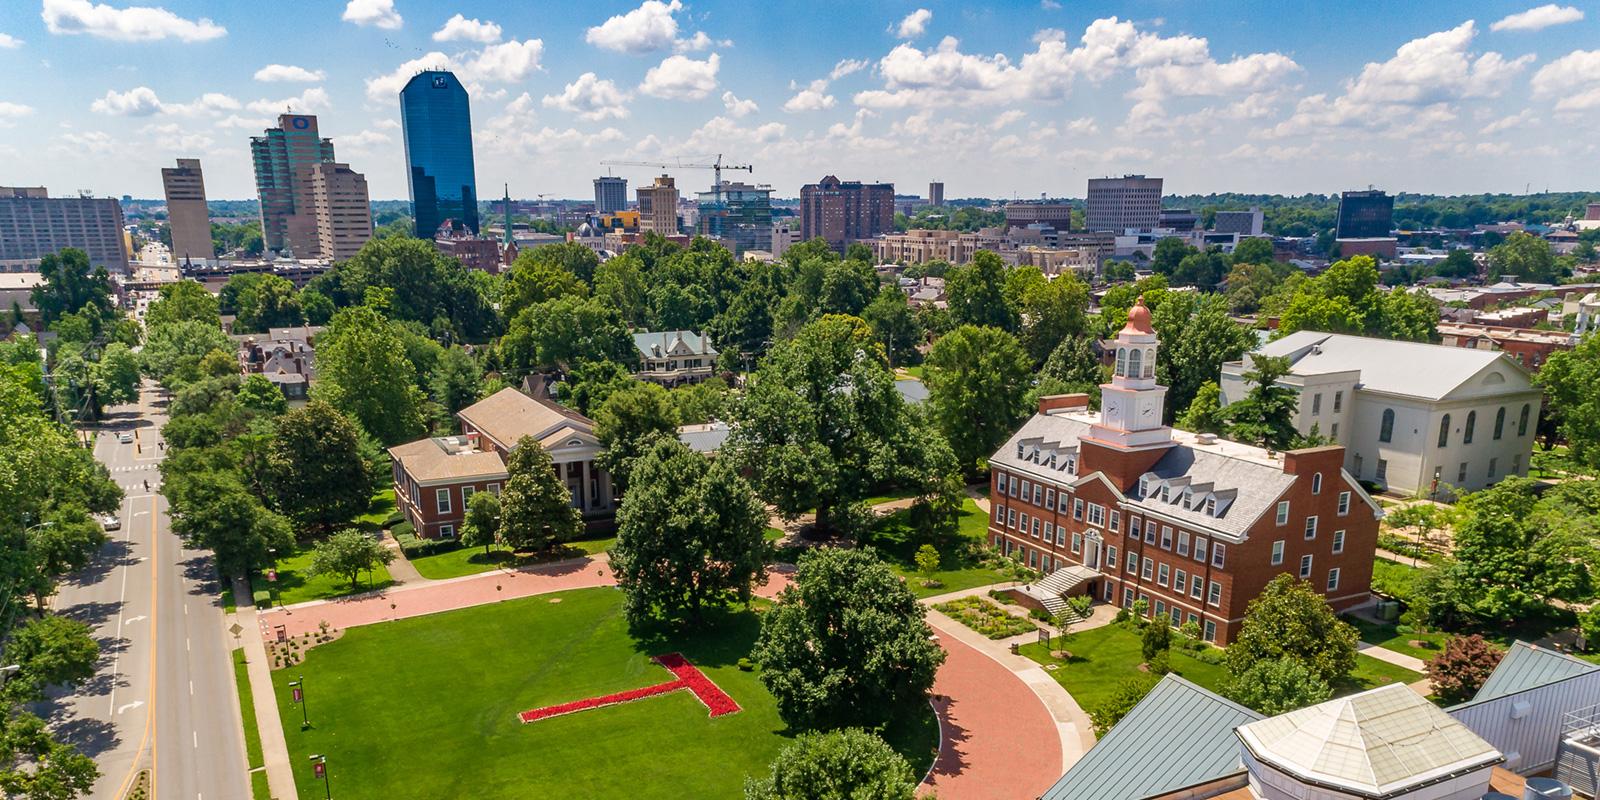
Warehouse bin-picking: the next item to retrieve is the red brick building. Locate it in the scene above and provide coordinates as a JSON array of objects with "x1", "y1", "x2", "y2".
[
  {"x1": 1437, "y1": 321, "x2": 1574, "y2": 372},
  {"x1": 799, "y1": 175, "x2": 894, "y2": 252},
  {"x1": 987, "y1": 299, "x2": 1382, "y2": 644}
]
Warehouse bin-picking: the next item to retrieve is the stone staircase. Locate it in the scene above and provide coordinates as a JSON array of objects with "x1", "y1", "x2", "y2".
[{"x1": 1019, "y1": 565, "x2": 1097, "y2": 624}]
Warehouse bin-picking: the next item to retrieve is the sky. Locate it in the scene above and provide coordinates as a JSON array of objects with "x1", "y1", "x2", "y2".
[{"x1": 0, "y1": 0, "x2": 1597, "y2": 202}]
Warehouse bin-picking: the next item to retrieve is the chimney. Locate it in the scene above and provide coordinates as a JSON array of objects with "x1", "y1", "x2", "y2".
[
  {"x1": 1038, "y1": 393, "x2": 1090, "y2": 415},
  {"x1": 1282, "y1": 444, "x2": 1344, "y2": 475}
]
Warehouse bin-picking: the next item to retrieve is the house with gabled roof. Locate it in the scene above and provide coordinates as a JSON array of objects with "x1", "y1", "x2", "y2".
[
  {"x1": 632, "y1": 330, "x2": 718, "y2": 387},
  {"x1": 389, "y1": 387, "x2": 617, "y2": 539}
]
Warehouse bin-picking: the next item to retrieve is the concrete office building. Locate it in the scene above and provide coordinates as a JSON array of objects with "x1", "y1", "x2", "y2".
[
  {"x1": 928, "y1": 181, "x2": 944, "y2": 207},
  {"x1": 637, "y1": 175, "x2": 679, "y2": 235},
  {"x1": 400, "y1": 70, "x2": 478, "y2": 237},
  {"x1": 0, "y1": 186, "x2": 130, "y2": 272},
  {"x1": 1158, "y1": 208, "x2": 1199, "y2": 231},
  {"x1": 250, "y1": 114, "x2": 336, "y2": 256},
  {"x1": 161, "y1": 159, "x2": 213, "y2": 265},
  {"x1": 1005, "y1": 201, "x2": 1074, "y2": 232},
  {"x1": 799, "y1": 175, "x2": 895, "y2": 251},
  {"x1": 594, "y1": 176, "x2": 628, "y2": 214},
  {"x1": 697, "y1": 181, "x2": 772, "y2": 256},
  {"x1": 1213, "y1": 207, "x2": 1264, "y2": 236},
  {"x1": 309, "y1": 162, "x2": 373, "y2": 263},
  {"x1": 1086, "y1": 175, "x2": 1163, "y2": 232}
]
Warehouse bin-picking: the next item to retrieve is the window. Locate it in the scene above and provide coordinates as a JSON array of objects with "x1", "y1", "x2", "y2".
[
  {"x1": 1204, "y1": 620, "x2": 1217, "y2": 642},
  {"x1": 1376, "y1": 459, "x2": 1388, "y2": 482},
  {"x1": 1031, "y1": 518, "x2": 1040, "y2": 539},
  {"x1": 1008, "y1": 474, "x2": 1018, "y2": 497},
  {"x1": 1116, "y1": 347, "x2": 1127, "y2": 376},
  {"x1": 1276, "y1": 501, "x2": 1290, "y2": 526},
  {"x1": 1071, "y1": 532, "x2": 1082, "y2": 554},
  {"x1": 1141, "y1": 557, "x2": 1154, "y2": 580},
  {"x1": 1211, "y1": 543, "x2": 1226, "y2": 569},
  {"x1": 1177, "y1": 531, "x2": 1191, "y2": 557},
  {"x1": 1458, "y1": 462, "x2": 1468, "y2": 484},
  {"x1": 1107, "y1": 545, "x2": 1117, "y2": 567},
  {"x1": 1271, "y1": 540, "x2": 1284, "y2": 565},
  {"x1": 1143, "y1": 521, "x2": 1159, "y2": 545},
  {"x1": 1193, "y1": 537, "x2": 1208, "y2": 564},
  {"x1": 1488, "y1": 458, "x2": 1498, "y2": 479},
  {"x1": 1109, "y1": 511, "x2": 1120, "y2": 533},
  {"x1": 1299, "y1": 554, "x2": 1313, "y2": 579},
  {"x1": 1021, "y1": 479, "x2": 1031, "y2": 501},
  {"x1": 1124, "y1": 587, "x2": 1136, "y2": 608},
  {"x1": 1331, "y1": 422, "x2": 1339, "y2": 439},
  {"x1": 1105, "y1": 582, "x2": 1115, "y2": 602},
  {"x1": 1494, "y1": 407, "x2": 1506, "y2": 440},
  {"x1": 409, "y1": 483, "x2": 419, "y2": 504},
  {"x1": 1175, "y1": 570, "x2": 1187, "y2": 593},
  {"x1": 1518, "y1": 403, "x2": 1530, "y2": 437},
  {"x1": 1327, "y1": 568, "x2": 1341, "y2": 592},
  {"x1": 1438, "y1": 414, "x2": 1451, "y2": 447},
  {"x1": 1087, "y1": 504, "x2": 1105, "y2": 527},
  {"x1": 1312, "y1": 392, "x2": 1323, "y2": 415},
  {"x1": 1304, "y1": 516, "x2": 1318, "y2": 540},
  {"x1": 439, "y1": 524, "x2": 454, "y2": 538},
  {"x1": 1464, "y1": 410, "x2": 1476, "y2": 445},
  {"x1": 1020, "y1": 512, "x2": 1030, "y2": 532},
  {"x1": 1033, "y1": 483, "x2": 1043, "y2": 505},
  {"x1": 436, "y1": 488, "x2": 452, "y2": 514},
  {"x1": 1043, "y1": 522, "x2": 1054, "y2": 541},
  {"x1": 1333, "y1": 530, "x2": 1346, "y2": 554},
  {"x1": 1512, "y1": 454, "x2": 1522, "y2": 475},
  {"x1": 1379, "y1": 408, "x2": 1395, "y2": 443},
  {"x1": 1127, "y1": 348, "x2": 1142, "y2": 378},
  {"x1": 1126, "y1": 552, "x2": 1138, "y2": 573},
  {"x1": 1334, "y1": 390, "x2": 1343, "y2": 413},
  {"x1": 1006, "y1": 508, "x2": 1016, "y2": 528},
  {"x1": 487, "y1": 483, "x2": 501, "y2": 495},
  {"x1": 1155, "y1": 600, "x2": 1166, "y2": 617},
  {"x1": 1157, "y1": 563, "x2": 1170, "y2": 586},
  {"x1": 1139, "y1": 477, "x2": 1150, "y2": 498},
  {"x1": 1337, "y1": 491, "x2": 1351, "y2": 516},
  {"x1": 1160, "y1": 485, "x2": 1170, "y2": 502},
  {"x1": 1187, "y1": 613, "x2": 1199, "y2": 626},
  {"x1": 1029, "y1": 550, "x2": 1037, "y2": 568},
  {"x1": 1191, "y1": 578, "x2": 1204, "y2": 600},
  {"x1": 1207, "y1": 581, "x2": 1222, "y2": 607},
  {"x1": 1205, "y1": 496, "x2": 1217, "y2": 516},
  {"x1": 462, "y1": 486, "x2": 476, "y2": 503},
  {"x1": 994, "y1": 503, "x2": 1004, "y2": 522},
  {"x1": 1045, "y1": 489, "x2": 1055, "y2": 511},
  {"x1": 1311, "y1": 473, "x2": 1322, "y2": 495},
  {"x1": 1073, "y1": 499, "x2": 1084, "y2": 521},
  {"x1": 1160, "y1": 526, "x2": 1173, "y2": 550},
  {"x1": 1055, "y1": 527, "x2": 1066, "y2": 546},
  {"x1": 1130, "y1": 517, "x2": 1142, "y2": 540}
]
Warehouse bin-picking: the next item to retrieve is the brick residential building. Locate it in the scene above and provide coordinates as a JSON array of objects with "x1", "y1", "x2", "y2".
[
  {"x1": 1437, "y1": 321, "x2": 1574, "y2": 371},
  {"x1": 799, "y1": 175, "x2": 894, "y2": 252},
  {"x1": 988, "y1": 299, "x2": 1381, "y2": 644}
]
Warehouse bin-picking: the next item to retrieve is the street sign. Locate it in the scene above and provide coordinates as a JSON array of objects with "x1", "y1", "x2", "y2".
[
  {"x1": 267, "y1": 569, "x2": 278, "y2": 583},
  {"x1": 313, "y1": 761, "x2": 325, "y2": 779},
  {"x1": 293, "y1": 687, "x2": 304, "y2": 704},
  {"x1": 228, "y1": 622, "x2": 243, "y2": 638},
  {"x1": 1037, "y1": 629, "x2": 1050, "y2": 647}
]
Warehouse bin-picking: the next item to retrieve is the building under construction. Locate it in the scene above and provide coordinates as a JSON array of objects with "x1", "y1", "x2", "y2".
[{"x1": 696, "y1": 181, "x2": 772, "y2": 256}]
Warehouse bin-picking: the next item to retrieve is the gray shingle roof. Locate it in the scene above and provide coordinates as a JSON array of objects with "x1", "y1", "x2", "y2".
[
  {"x1": 1470, "y1": 641, "x2": 1599, "y2": 703},
  {"x1": 1253, "y1": 330, "x2": 1525, "y2": 401},
  {"x1": 1041, "y1": 674, "x2": 1262, "y2": 800},
  {"x1": 631, "y1": 329, "x2": 717, "y2": 359}
]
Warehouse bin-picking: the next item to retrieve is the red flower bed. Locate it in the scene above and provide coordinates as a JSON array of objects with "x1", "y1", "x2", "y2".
[{"x1": 516, "y1": 652, "x2": 740, "y2": 724}]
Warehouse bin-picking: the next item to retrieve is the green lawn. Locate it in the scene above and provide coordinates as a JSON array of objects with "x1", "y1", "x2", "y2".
[
  {"x1": 1347, "y1": 653, "x2": 1425, "y2": 692},
  {"x1": 270, "y1": 587, "x2": 937, "y2": 800},
  {"x1": 265, "y1": 544, "x2": 394, "y2": 606},
  {"x1": 1343, "y1": 615, "x2": 1448, "y2": 661},
  {"x1": 1371, "y1": 558, "x2": 1427, "y2": 603},
  {"x1": 860, "y1": 498, "x2": 1016, "y2": 598},
  {"x1": 354, "y1": 488, "x2": 396, "y2": 530},
  {"x1": 232, "y1": 649, "x2": 264, "y2": 771},
  {"x1": 406, "y1": 535, "x2": 619, "y2": 581},
  {"x1": 862, "y1": 489, "x2": 921, "y2": 507}
]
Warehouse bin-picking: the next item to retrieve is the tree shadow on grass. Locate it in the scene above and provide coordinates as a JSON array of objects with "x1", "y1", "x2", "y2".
[{"x1": 626, "y1": 603, "x2": 763, "y2": 671}]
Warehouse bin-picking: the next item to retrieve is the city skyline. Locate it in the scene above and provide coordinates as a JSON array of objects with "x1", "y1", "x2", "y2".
[{"x1": 0, "y1": 0, "x2": 1596, "y2": 200}]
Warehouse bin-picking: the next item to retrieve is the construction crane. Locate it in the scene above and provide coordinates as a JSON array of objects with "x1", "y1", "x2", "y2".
[{"x1": 599, "y1": 154, "x2": 753, "y2": 201}]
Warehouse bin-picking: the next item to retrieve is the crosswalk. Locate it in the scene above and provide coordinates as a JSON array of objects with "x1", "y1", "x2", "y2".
[{"x1": 109, "y1": 465, "x2": 156, "y2": 473}]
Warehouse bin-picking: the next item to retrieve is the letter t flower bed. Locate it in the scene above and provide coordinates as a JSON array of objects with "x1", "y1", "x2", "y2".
[{"x1": 517, "y1": 652, "x2": 741, "y2": 723}]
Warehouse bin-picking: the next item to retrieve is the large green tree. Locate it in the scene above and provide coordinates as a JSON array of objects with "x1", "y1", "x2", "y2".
[
  {"x1": 594, "y1": 381, "x2": 677, "y2": 492},
  {"x1": 945, "y1": 251, "x2": 1015, "y2": 331},
  {"x1": 311, "y1": 236, "x2": 496, "y2": 341},
  {"x1": 1276, "y1": 256, "x2": 1437, "y2": 342},
  {"x1": 307, "y1": 529, "x2": 395, "y2": 590},
  {"x1": 1539, "y1": 333, "x2": 1600, "y2": 471},
  {"x1": 1017, "y1": 271, "x2": 1089, "y2": 365},
  {"x1": 141, "y1": 320, "x2": 232, "y2": 391},
  {"x1": 31, "y1": 249, "x2": 113, "y2": 325},
  {"x1": 429, "y1": 345, "x2": 484, "y2": 429},
  {"x1": 1152, "y1": 292, "x2": 1255, "y2": 422},
  {"x1": 743, "y1": 729, "x2": 918, "y2": 800},
  {"x1": 498, "y1": 436, "x2": 583, "y2": 551},
  {"x1": 1223, "y1": 354, "x2": 1299, "y2": 450},
  {"x1": 924, "y1": 325, "x2": 1033, "y2": 472},
  {"x1": 501, "y1": 296, "x2": 635, "y2": 376},
  {"x1": 1224, "y1": 657, "x2": 1332, "y2": 715},
  {"x1": 1487, "y1": 231, "x2": 1563, "y2": 283},
  {"x1": 167, "y1": 468, "x2": 293, "y2": 577},
  {"x1": 267, "y1": 400, "x2": 371, "y2": 534},
  {"x1": 860, "y1": 287, "x2": 923, "y2": 367},
  {"x1": 144, "y1": 279, "x2": 220, "y2": 328},
  {"x1": 314, "y1": 306, "x2": 426, "y2": 446},
  {"x1": 752, "y1": 547, "x2": 945, "y2": 728},
  {"x1": 1225, "y1": 574, "x2": 1359, "y2": 686},
  {"x1": 460, "y1": 490, "x2": 501, "y2": 557},
  {"x1": 610, "y1": 437, "x2": 767, "y2": 626}
]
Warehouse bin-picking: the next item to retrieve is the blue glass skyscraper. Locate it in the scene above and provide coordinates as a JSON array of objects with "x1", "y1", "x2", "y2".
[{"x1": 400, "y1": 70, "x2": 478, "y2": 237}]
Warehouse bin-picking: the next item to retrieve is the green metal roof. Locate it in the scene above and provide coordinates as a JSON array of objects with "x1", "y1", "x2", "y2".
[
  {"x1": 1469, "y1": 641, "x2": 1599, "y2": 704},
  {"x1": 1040, "y1": 674, "x2": 1262, "y2": 800}
]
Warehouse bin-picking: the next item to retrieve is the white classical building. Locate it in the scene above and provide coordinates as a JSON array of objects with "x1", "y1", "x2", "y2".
[{"x1": 1220, "y1": 331, "x2": 1541, "y2": 495}]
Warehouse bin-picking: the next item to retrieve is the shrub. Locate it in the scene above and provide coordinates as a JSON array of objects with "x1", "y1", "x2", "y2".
[
  {"x1": 1146, "y1": 651, "x2": 1170, "y2": 676},
  {"x1": 1580, "y1": 606, "x2": 1600, "y2": 652},
  {"x1": 1224, "y1": 657, "x2": 1332, "y2": 715},
  {"x1": 1066, "y1": 595, "x2": 1093, "y2": 618},
  {"x1": 737, "y1": 657, "x2": 755, "y2": 672},
  {"x1": 1178, "y1": 620, "x2": 1201, "y2": 641},
  {"x1": 1141, "y1": 619, "x2": 1171, "y2": 663},
  {"x1": 383, "y1": 510, "x2": 404, "y2": 527},
  {"x1": 1426, "y1": 635, "x2": 1505, "y2": 704},
  {"x1": 252, "y1": 589, "x2": 272, "y2": 608},
  {"x1": 397, "y1": 533, "x2": 462, "y2": 558},
  {"x1": 1089, "y1": 676, "x2": 1158, "y2": 736}
]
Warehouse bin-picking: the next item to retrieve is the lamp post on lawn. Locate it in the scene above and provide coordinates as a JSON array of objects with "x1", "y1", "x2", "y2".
[
  {"x1": 309, "y1": 753, "x2": 331, "y2": 799},
  {"x1": 288, "y1": 675, "x2": 309, "y2": 729}
]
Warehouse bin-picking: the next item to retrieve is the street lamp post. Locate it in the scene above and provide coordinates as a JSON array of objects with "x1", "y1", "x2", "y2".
[
  {"x1": 288, "y1": 675, "x2": 309, "y2": 729},
  {"x1": 308, "y1": 754, "x2": 331, "y2": 799}
]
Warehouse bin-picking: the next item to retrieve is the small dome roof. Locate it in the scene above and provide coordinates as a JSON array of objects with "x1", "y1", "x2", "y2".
[{"x1": 1122, "y1": 296, "x2": 1154, "y2": 335}]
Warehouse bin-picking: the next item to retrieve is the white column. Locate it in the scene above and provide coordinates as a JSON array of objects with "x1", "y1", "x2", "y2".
[{"x1": 581, "y1": 459, "x2": 592, "y2": 511}]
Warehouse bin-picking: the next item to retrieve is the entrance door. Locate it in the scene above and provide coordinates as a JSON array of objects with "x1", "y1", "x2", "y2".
[{"x1": 1085, "y1": 539, "x2": 1101, "y2": 571}]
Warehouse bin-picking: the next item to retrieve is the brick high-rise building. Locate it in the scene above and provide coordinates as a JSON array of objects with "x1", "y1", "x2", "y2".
[
  {"x1": 636, "y1": 175, "x2": 679, "y2": 235},
  {"x1": 594, "y1": 176, "x2": 628, "y2": 214},
  {"x1": 161, "y1": 158, "x2": 213, "y2": 265},
  {"x1": 251, "y1": 114, "x2": 335, "y2": 255},
  {"x1": 309, "y1": 162, "x2": 373, "y2": 263},
  {"x1": 987, "y1": 298, "x2": 1380, "y2": 645},
  {"x1": 0, "y1": 186, "x2": 130, "y2": 273},
  {"x1": 799, "y1": 175, "x2": 894, "y2": 252},
  {"x1": 1086, "y1": 174, "x2": 1163, "y2": 232}
]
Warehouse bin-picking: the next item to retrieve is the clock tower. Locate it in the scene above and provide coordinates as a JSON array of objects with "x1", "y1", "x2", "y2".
[{"x1": 1088, "y1": 296, "x2": 1176, "y2": 451}]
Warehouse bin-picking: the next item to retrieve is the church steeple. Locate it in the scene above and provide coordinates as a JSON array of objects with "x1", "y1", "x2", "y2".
[{"x1": 1088, "y1": 296, "x2": 1175, "y2": 451}]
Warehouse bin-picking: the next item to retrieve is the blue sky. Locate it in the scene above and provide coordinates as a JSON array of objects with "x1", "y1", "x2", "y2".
[{"x1": 0, "y1": 0, "x2": 1596, "y2": 201}]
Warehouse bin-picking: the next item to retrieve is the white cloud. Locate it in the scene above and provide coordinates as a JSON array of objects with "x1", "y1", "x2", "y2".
[
  {"x1": 830, "y1": 58, "x2": 869, "y2": 80},
  {"x1": 342, "y1": 0, "x2": 401, "y2": 29},
  {"x1": 1532, "y1": 49, "x2": 1600, "y2": 110},
  {"x1": 433, "y1": 13, "x2": 501, "y2": 43},
  {"x1": 639, "y1": 53, "x2": 720, "y2": 100},
  {"x1": 500, "y1": 126, "x2": 626, "y2": 157},
  {"x1": 254, "y1": 64, "x2": 325, "y2": 83},
  {"x1": 338, "y1": 129, "x2": 392, "y2": 149},
  {"x1": 54, "y1": 130, "x2": 119, "y2": 156},
  {"x1": 1490, "y1": 4, "x2": 1583, "y2": 32},
  {"x1": 90, "y1": 86, "x2": 164, "y2": 116},
  {"x1": 469, "y1": 39, "x2": 544, "y2": 82},
  {"x1": 365, "y1": 52, "x2": 456, "y2": 102},
  {"x1": 784, "y1": 79, "x2": 835, "y2": 112},
  {"x1": 165, "y1": 92, "x2": 241, "y2": 116},
  {"x1": 991, "y1": 109, "x2": 1026, "y2": 129},
  {"x1": 139, "y1": 122, "x2": 213, "y2": 151},
  {"x1": 1063, "y1": 116, "x2": 1098, "y2": 134},
  {"x1": 586, "y1": 0, "x2": 682, "y2": 54},
  {"x1": 895, "y1": 8, "x2": 933, "y2": 40},
  {"x1": 487, "y1": 92, "x2": 538, "y2": 135},
  {"x1": 0, "y1": 33, "x2": 22, "y2": 48},
  {"x1": 363, "y1": 41, "x2": 542, "y2": 103},
  {"x1": 246, "y1": 87, "x2": 331, "y2": 115},
  {"x1": 1480, "y1": 109, "x2": 1535, "y2": 134},
  {"x1": 673, "y1": 31, "x2": 732, "y2": 53},
  {"x1": 42, "y1": 0, "x2": 225, "y2": 42},
  {"x1": 722, "y1": 91, "x2": 758, "y2": 117},
  {"x1": 373, "y1": 118, "x2": 401, "y2": 130},
  {"x1": 542, "y1": 73, "x2": 632, "y2": 120},
  {"x1": 0, "y1": 101, "x2": 35, "y2": 128},
  {"x1": 1041, "y1": 0, "x2": 1061, "y2": 8},
  {"x1": 215, "y1": 114, "x2": 273, "y2": 130}
]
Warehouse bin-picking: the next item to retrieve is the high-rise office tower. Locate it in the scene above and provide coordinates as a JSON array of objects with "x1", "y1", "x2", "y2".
[
  {"x1": 1086, "y1": 174, "x2": 1163, "y2": 232},
  {"x1": 637, "y1": 175, "x2": 679, "y2": 235},
  {"x1": 0, "y1": 186, "x2": 130, "y2": 272},
  {"x1": 1004, "y1": 201, "x2": 1073, "y2": 232},
  {"x1": 1336, "y1": 190, "x2": 1394, "y2": 239},
  {"x1": 800, "y1": 175, "x2": 895, "y2": 251},
  {"x1": 161, "y1": 158, "x2": 213, "y2": 264},
  {"x1": 594, "y1": 176, "x2": 628, "y2": 214},
  {"x1": 697, "y1": 181, "x2": 773, "y2": 255},
  {"x1": 400, "y1": 70, "x2": 478, "y2": 237},
  {"x1": 928, "y1": 181, "x2": 944, "y2": 207},
  {"x1": 251, "y1": 113, "x2": 335, "y2": 255},
  {"x1": 310, "y1": 162, "x2": 373, "y2": 262}
]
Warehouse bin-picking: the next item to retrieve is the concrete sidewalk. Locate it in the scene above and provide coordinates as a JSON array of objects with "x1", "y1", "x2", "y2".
[{"x1": 232, "y1": 576, "x2": 295, "y2": 800}]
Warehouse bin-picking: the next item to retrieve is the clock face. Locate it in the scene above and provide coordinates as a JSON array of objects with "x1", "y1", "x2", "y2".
[
  {"x1": 1104, "y1": 398, "x2": 1120, "y2": 419},
  {"x1": 1140, "y1": 404, "x2": 1154, "y2": 418}
]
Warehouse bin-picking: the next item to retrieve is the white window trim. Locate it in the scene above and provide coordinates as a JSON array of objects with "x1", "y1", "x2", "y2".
[
  {"x1": 436, "y1": 487, "x2": 452, "y2": 515},
  {"x1": 1271, "y1": 540, "x2": 1284, "y2": 566}
]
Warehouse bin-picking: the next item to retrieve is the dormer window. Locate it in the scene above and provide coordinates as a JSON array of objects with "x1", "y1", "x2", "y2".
[
  {"x1": 1205, "y1": 497, "x2": 1217, "y2": 516},
  {"x1": 1066, "y1": 456, "x2": 1077, "y2": 475},
  {"x1": 1181, "y1": 489, "x2": 1193, "y2": 510},
  {"x1": 1017, "y1": 443, "x2": 1024, "y2": 459},
  {"x1": 1160, "y1": 485, "x2": 1170, "y2": 502},
  {"x1": 1139, "y1": 476, "x2": 1150, "y2": 498}
]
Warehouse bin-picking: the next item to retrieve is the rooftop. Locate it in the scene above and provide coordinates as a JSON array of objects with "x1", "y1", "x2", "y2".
[
  {"x1": 1248, "y1": 330, "x2": 1525, "y2": 401},
  {"x1": 387, "y1": 436, "x2": 507, "y2": 484},
  {"x1": 1468, "y1": 641, "x2": 1599, "y2": 704},
  {"x1": 457, "y1": 387, "x2": 592, "y2": 450}
]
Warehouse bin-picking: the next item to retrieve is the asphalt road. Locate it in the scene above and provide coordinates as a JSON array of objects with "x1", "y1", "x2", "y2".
[{"x1": 45, "y1": 384, "x2": 251, "y2": 800}]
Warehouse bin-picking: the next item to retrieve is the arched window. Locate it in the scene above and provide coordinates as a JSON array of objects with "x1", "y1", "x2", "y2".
[
  {"x1": 1144, "y1": 349, "x2": 1155, "y2": 378},
  {"x1": 1379, "y1": 409, "x2": 1395, "y2": 443},
  {"x1": 1115, "y1": 347, "x2": 1127, "y2": 377},
  {"x1": 1438, "y1": 414, "x2": 1451, "y2": 448},
  {"x1": 1127, "y1": 348, "x2": 1142, "y2": 380},
  {"x1": 1493, "y1": 407, "x2": 1505, "y2": 440},
  {"x1": 1518, "y1": 404, "x2": 1530, "y2": 437},
  {"x1": 1464, "y1": 411, "x2": 1476, "y2": 445}
]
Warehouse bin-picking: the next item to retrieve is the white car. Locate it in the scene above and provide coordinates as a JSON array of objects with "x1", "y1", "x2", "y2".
[
  {"x1": 117, "y1": 432, "x2": 133, "y2": 444},
  {"x1": 101, "y1": 514, "x2": 120, "y2": 531}
]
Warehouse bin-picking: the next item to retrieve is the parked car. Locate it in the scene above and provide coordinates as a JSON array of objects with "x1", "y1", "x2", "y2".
[
  {"x1": 101, "y1": 514, "x2": 120, "y2": 531},
  {"x1": 118, "y1": 432, "x2": 133, "y2": 444}
]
